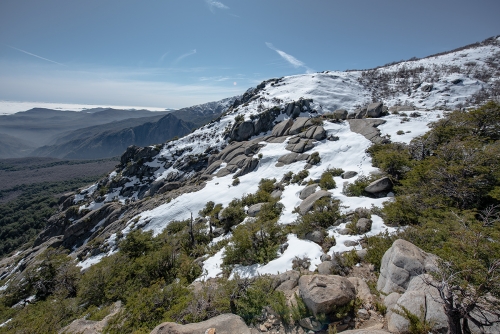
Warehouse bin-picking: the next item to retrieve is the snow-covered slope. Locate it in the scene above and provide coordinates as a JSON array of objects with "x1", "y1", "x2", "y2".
[{"x1": 7, "y1": 36, "x2": 500, "y2": 282}]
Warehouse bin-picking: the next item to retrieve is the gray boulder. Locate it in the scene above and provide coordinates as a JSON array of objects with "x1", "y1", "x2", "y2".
[
  {"x1": 247, "y1": 203, "x2": 265, "y2": 217},
  {"x1": 298, "y1": 190, "x2": 332, "y2": 215},
  {"x1": 299, "y1": 184, "x2": 318, "y2": 200},
  {"x1": 286, "y1": 139, "x2": 315, "y2": 153},
  {"x1": 377, "y1": 239, "x2": 439, "y2": 294},
  {"x1": 230, "y1": 121, "x2": 255, "y2": 141},
  {"x1": 272, "y1": 119, "x2": 293, "y2": 137},
  {"x1": 342, "y1": 171, "x2": 358, "y2": 179},
  {"x1": 344, "y1": 240, "x2": 358, "y2": 247},
  {"x1": 305, "y1": 230, "x2": 324, "y2": 244},
  {"x1": 233, "y1": 158, "x2": 259, "y2": 178},
  {"x1": 289, "y1": 117, "x2": 312, "y2": 135},
  {"x1": 277, "y1": 152, "x2": 310, "y2": 165},
  {"x1": 364, "y1": 177, "x2": 393, "y2": 194},
  {"x1": 356, "y1": 218, "x2": 372, "y2": 234},
  {"x1": 333, "y1": 109, "x2": 348, "y2": 120},
  {"x1": 298, "y1": 274, "x2": 356, "y2": 316},
  {"x1": 366, "y1": 102, "x2": 383, "y2": 118},
  {"x1": 317, "y1": 261, "x2": 334, "y2": 275},
  {"x1": 270, "y1": 190, "x2": 282, "y2": 199},
  {"x1": 421, "y1": 84, "x2": 433, "y2": 92},
  {"x1": 355, "y1": 107, "x2": 367, "y2": 119},
  {"x1": 301, "y1": 125, "x2": 327, "y2": 141},
  {"x1": 347, "y1": 277, "x2": 374, "y2": 309},
  {"x1": 150, "y1": 313, "x2": 251, "y2": 334},
  {"x1": 387, "y1": 290, "x2": 426, "y2": 333},
  {"x1": 205, "y1": 160, "x2": 223, "y2": 175},
  {"x1": 347, "y1": 119, "x2": 386, "y2": 143}
]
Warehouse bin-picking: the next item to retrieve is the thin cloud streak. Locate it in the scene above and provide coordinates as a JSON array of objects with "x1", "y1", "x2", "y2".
[
  {"x1": 159, "y1": 51, "x2": 170, "y2": 62},
  {"x1": 265, "y1": 42, "x2": 314, "y2": 73},
  {"x1": 205, "y1": 0, "x2": 229, "y2": 12},
  {"x1": 6, "y1": 45, "x2": 67, "y2": 66},
  {"x1": 173, "y1": 49, "x2": 197, "y2": 64}
]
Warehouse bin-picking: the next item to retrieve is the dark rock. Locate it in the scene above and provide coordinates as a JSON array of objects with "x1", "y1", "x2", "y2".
[
  {"x1": 299, "y1": 184, "x2": 318, "y2": 200},
  {"x1": 233, "y1": 158, "x2": 259, "y2": 178},
  {"x1": 333, "y1": 109, "x2": 348, "y2": 120},
  {"x1": 356, "y1": 218, "x2": 372, "y2": 234},
  {"x1": 366, "y1": 102, "x2": 383, "y2": 118},
  {"x1": 305, "y1": 230, "x2": 325, "y2": 244},
  {"x1": 421, "y1": 84, "x2": 433, "y2": 92},
  {"x1": 355, "y1": 107, "x2": 367, "y2": 119},
  {"x1": 158, "y1": 182, "x2": 182, "y2": 194},
  {"x1": 272, "y1": 119, "x2": 293, "y2": 137},
  {"x1": 364, "y1": 177, "x2": 393, "y2": 194},
  {"x1": 286, "y1": 139, "x2": 315, "y2": 153},
  {"x1": 230, "y1": 121, "x2": 255, "y2": 141},
  {"x1": 451, "y1": 78, "x2": 463, "y2": 85},
  {"x1": 289, "y1": 117, "x2": 312, "y2": 135},
  {"x1": 342, "y1": 171, "x2": 358, "y2": 179},
  {"x1": 205, "y1": 160, "x2": 223, "y2": 175}
]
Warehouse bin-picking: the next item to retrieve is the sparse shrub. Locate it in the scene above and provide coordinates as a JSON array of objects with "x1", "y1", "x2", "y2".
[
  {"x1": 232, "y1": 178, "x2": 240, "y2": 186},
  {"x1": 234, "y1": 114, "x2": 244, "y2": 123},
  {"x1": 308, "y1": 152, "x2": 321, "y2": 165},
  {"x1": 342, "y1": 175, "x2": 373, "y2": 197},
  {"x1": 291, "y1": 170, "x2": 309, "y2": 184},
  {"x1": 292, "y1": 256, "x2": 311, "y2": 271},
  {"x1": 397, "y1": 130, "x2": 405, "y2": 135},
  {"x1": 319, "y1": 172, "x2": 336, "y2": 190},
  {"x1": 325, "y1": 167, "x2": 344, "y2": 177},
  {"x1": 293, "y1": 198, "x2": 342, "y2": 238}
]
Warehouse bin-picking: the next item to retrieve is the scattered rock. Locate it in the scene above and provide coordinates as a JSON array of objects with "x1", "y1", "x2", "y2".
[
  {"x1": 421, "y1": 84, "x2": 433, "y2": 92},
  {"x1": 356, "y1": 218, "x2": 372, "y2": 234},
  {"x1": 317, "y1": 261, "x2": 334, "y2": 275},
  {"x1": 357, "y1": 308, "x2": 370, "y2": 320},
  {"x1": 344, "y1": 240, "x2": 358, "y2": 247},
  {"x1": 298, "y1": 275, "x2": 356, "y2": 316},
  {"x1": 298, "y1": 190, "x2": 332, "y2": 215},
  {"x1": 333, "y1": 109, "x2": 348, "y2": 120},
  {"x1": 248, "y1": 203, "x2": 265, "y2": 217},
  {"x1": 451, "y1": 78, "x2": 463, "y2": 85},
  {"x1": 347, "y1": 119, "x2": 386, "y2": 143},
  {"x1": 342, "y1": 171, "x2": 358, "y2": 179},
  {"x1": 364, "y1": 177, "x2": 392, "y2": 194},
  {"x1": 299, "y1": 317, "x2": 323, "y2": 331},
  {"x1": 356, "y1": 249, "x2": 368, "y2": 261},
  {"x1": 354, "y1": 207, "x2": 371, "y2": 218},
  {"x1": 338, "y1": 228, "x2": 353, "y2": 235},
  {"x1": 299, "y1": 184, "x2": 318, "y2": 200},
  {"x1": 304, "y1": 230, "x2": 324, "y2": 244}
]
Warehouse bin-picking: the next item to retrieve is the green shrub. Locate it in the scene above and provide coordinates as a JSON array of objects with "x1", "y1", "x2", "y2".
[
  {"x1": 319, "y1": 172, "x2": 336, "y2": 190},
  {"x1": 325, "y1": 167, "x2": 344, "y2": 177},
  {"x1": 308, "y1": 152, "x2": 321, "y2": 165},
  {"x1": 232, "y1": 178, "x2": 240, "y2": 186},
  {"x1": 291, "y1": 170, "x2": 309, "y2": 184},
  {"x1": 293, "y1": 198, "x2": 342, "y2": 238},
  {"x1": 342, "y1": 175, "x2": 373, "y2": 197}
]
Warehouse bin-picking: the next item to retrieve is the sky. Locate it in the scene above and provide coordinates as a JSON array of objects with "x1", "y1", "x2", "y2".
[{"x1": 0, "y1": 0, "x2": 499, "y2": 110}]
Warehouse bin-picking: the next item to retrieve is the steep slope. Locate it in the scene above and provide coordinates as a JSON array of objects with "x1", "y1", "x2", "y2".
[
  {"x1": 2, "y1": 36, "x2": 499, "y2": 291},
  {"x1": 0, "y1": 133, "x2": 35, "y2": 158},
  {"x1": 32, "y1": 114, "x2": 196, "y2": 159}
]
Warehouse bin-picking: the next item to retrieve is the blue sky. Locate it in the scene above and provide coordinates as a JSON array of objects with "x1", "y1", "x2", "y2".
[{"x1": 0, "y1": 0, "x2": 499, "y2": 109}]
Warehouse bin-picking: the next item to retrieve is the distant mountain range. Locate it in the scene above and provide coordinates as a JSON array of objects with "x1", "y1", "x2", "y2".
[{"x1": 0, "y1": 97, "x2": 237, "y2": 159}]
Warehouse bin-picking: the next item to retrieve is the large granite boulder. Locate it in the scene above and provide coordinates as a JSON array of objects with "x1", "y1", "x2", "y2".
[
  {"x1": 150, "y1": 314, "x2": 251, "y2": 334},
  {"x1": 248, "y1": 203, "x2": 265, "y2": 217},
  {"x1": 272, "y1": 119, "x2": 293, "y2": 137},
  {"x1": 298, "y1": 275, "x2": 356, "y2": 316},
  {"x1": 298, "y1": 190, "x2": 332, "y2": 215},
  {"x1": 233, "y1": 158, "x2": 259, "y2": 178},
  {"x1": 301, "y1": 125, "x2": 327, "y2": 140},
  {"x1": 366, "y1": 102, "x2": 383, "y2": 118},
  {"x1": 299, "y1": 184, "x2": 318, "y2": 200},
  {"x1": 377, "y1": 239, "x2": 438, "y2": 294},
  {"x1": 289, "y1": 117, "x2": 312, "y2": 135},
  {"x1": 364, "y1": 177, "x2": 393, "y2": 194},
  {"x1": 347, "y1": 119, "x2": 386, "y2": 143},
  {"x1": 356, "y1": 218, "x2": 372, "y2": 234},
  {"x1": 230, "y1": 121, "x2": 255, "y2": 141},
  {"x1": 333, "y1": 109, "x2": 348, "y2": 120},
  {"x1": 286, "y1": 139, "x2": 315, "y2": 153},
  {"x1": 277, "y1": 153, "x2": 310, "y2": 165}
]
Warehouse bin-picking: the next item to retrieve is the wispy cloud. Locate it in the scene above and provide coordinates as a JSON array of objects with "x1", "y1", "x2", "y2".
[
  {"x1": 173, "y1": 49, "x2": 197, "y2": 64},
  {"x1": 159, "y1": 51, "x2": 170, "y2": 63},
  {"x1": 265, "y1": 42, "x2": 313, "y2": 73},
  {"x1": 205, "y1": 0, "x2": 229, "y2": 12},
  {"x1": 6, "y1": 45, "x2": 67, "y2": 66}
]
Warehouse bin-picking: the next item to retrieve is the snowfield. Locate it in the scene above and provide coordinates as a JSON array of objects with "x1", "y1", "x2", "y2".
[{"x1": 73, "y1": 38, "x2": 500, "y2": 279}]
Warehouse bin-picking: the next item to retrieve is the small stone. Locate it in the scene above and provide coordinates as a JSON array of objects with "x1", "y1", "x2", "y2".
[
  {"x1": 205, "y1": 329, "x2": 216, "y2": 334},
  {"x1": 259, "y1": 324, "x2": 268, "y2": 332},
  {"x1": 357, "y1": 308, "x2": 370, "y2": 320},
  {"x1": 344, "y1": 240, "x2": 358, "y2": 247}
]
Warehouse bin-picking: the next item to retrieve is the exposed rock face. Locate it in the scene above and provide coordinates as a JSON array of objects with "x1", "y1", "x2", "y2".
[
  {"x1": 230, "y1": 121, "x2": 255, "y2": 141},
  {"x1": 377, "y1": 239, "x2": 438, "y2": 294},
  {"x1": 299, "y1": 184, "x2": 318, "y2": 200},
  {"x1": 277, "y1": 153, "x2": 310, "y2": 165},
  {"x1": 364, "y1": 177, "x2": 393, "y2": 194},
  {"x1": 300, "y1": 126, "x2": 327, "y2": 140},
  {"x1": 347, "y1": 119, "x2": 386, "y2": 143},
  {"x1": 59, "y1": 301, "x2": 122, "y2": 334},
  {"x1": 317, "y1": 261, "x2": 334, "y2": 275},
  {"x1": 421, "y1": 84, "x2": 433, "y2": 92},
  {"x1": 286, "y1": 139, "x2": 315, "y2": 153},
  {"x1": 298, "y1": 275, "x2": 356, "y2": 316},
  {"x1": 366, "y1": 102, "x2": 383, "y2": 118},
  {"x1": 298, "y1": 190, "x2": 332, "y2": 215},
  {"x1": 347, "y1": 277, "x2": 374, "y2": 309},
  {"x1": 289, "y1": 117, "x2": 312, "y2": 135},
  {"x1": 150, "y1": 313, "x2": 251, "y2": 334},
  {"x1": 272, "y1": 119, "x2": 293, "y2": 137}
]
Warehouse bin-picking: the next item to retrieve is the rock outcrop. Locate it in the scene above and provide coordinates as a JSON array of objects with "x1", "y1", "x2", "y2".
[
  {"x1": 150, "y1": 313, "x2": 251, "y2": 334},
  {"x1": 298, "y1": 274, "x2": 356, "y2": 317}
]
